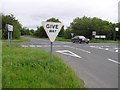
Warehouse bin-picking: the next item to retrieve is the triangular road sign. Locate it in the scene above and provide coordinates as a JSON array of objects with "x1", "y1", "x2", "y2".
[
  {"x1": 42, "y1": 22, "x2": 63, "y2": 42},
  {"x1": 56, "y1": 50, "x2": 82, "y2": 58}
]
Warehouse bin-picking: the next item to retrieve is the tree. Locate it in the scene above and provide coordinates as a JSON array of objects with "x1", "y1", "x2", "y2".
[
  {"x1": 70, "y1": 16, "x2": 93, "y2": 39},
  {"x1": 58, "y1": 26, "x2": 64, "y2": 37},
  {"x1": 29, "y1": 29, "x2": 35, "y2": 36},
  {"x1": 2, "y1": 14, "x2": 22, "y2": 39},
  {"x1": 34, "y1": 26, "x2": 47, "y2": 38},
  {"x1": 64, "y1": 27, "x2": 71, "y2": 39},
  {"x1": 47, "y1": 18, "x2": 60, "y2": 22},
  {"x1": 34, "y1": 18, "x2": 64, "y2": 38},
  {"x1": 21, "y1": 27, "x2": 30, "y2": 35},
  {"x1": 70, "y1": 16, "x2": 115, "y2": 40},
  {"x1": 47, "y1": 18, "x2": 64, "y2": 37}
]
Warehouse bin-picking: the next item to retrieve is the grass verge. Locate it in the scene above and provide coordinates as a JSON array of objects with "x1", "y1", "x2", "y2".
[
  {"x1": 2, "y1": 45, "x2": 84, "y2": 88},
  {"x1": 56, "y1": 37, "x2": 71, "y2": 42},
  {"x1": 27, "y1": 35, "x2": 71, "y2": 42},
  {"x1": 2, "y1": 37, "x2": 28, "y2": 42}
]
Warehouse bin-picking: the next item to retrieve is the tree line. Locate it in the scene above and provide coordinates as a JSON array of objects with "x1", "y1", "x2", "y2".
[
  {"x1": 2, "y1": 14, "x2": 35, "y2": 39},
  {"x1": 33, "y1": 16, "x2": 120, "y2": 40},
  {"x1": 2, "y1": 14, "x2": 21, "y2": 39},
  {"x1": 2, "y1": 14, "x2": 120, "y2": 40}
]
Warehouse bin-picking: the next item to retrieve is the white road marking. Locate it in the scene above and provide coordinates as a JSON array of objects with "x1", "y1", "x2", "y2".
[
  {"x1": 114, "y1": 48, "x2": 118, "y2": 49},
  {"x1": 69, "y1": 46, "x2": 91, "y2": 53},
  {"x1": 108, "y1": 59, "x2": 120, "y2": 64},
  {"x1": 96, "y1": 46, "x2": 104, "y2": 49},
  {"x1": 115, "y1": 50, "x2": 118, "y2": 52},
  {"x1": 36, "y1": 45, "x2": 42, "y2": 47},
  {"x1": 29, "y1": 45, "x2": 35, "y2": 47},
  {"x1": 90, "y1": 45, "x2": 119, "y2": 53},
  {"x1": 101, "y1": 46, "x2": 110, "y2": 48},
  {"x1": 76, "y1": 48, "x2": 91, "y2": 53},
  {"x1": 90, "y1": 46, "x2": 103, "y2": 49},
  {"x1": 56, "y1": 45, "x2": 61, "y2": 47},
  {"x1": 63, "y1": 45, "x2": 70, "y2": 47},
  {"x1": 98, "y1": 47, "x2": 103, "y2": 49},
  {"x1": 60, "y1": 42, "x2": 71, "y2": 44},
  {"x1": 21, "y1": 45, "x2": 70, "y2": 48},
  {"x1": 68, "y1": 46, "x2": 74, "y2": 49},
  {"x1": 43, "y1": 45, "x2": 48, "y2": 47},
  {"x1": 21, "y1": 45, "x2": 28, "y2": 47},
  {"x1": 56, "y1": 50, "x2": 82, "y2": 58},
  {"x1": 90, "y1": 46, "x2": 95, "y2": 48},
  {"x1": 105, "y1": 48, "x2": 109, "y2": 50}
]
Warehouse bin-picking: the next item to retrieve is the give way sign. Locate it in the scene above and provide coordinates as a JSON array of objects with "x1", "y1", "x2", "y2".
[{"x1": 42, "y1": 22, "x2": 63, "y2": 42}]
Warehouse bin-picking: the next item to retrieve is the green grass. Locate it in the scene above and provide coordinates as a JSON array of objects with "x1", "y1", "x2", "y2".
[
  {"x1": 2, "y1": 37, "x2": 28, "y2": 42},
  {"x1": 2, "y1": 45, "x2": 84, "y2": 88},
  {"x1": 56, "y1": 37, "x2": 71, "y2": 42},
  {"x1": 28, "y1": 35, "x2": 71, "y2": 42}
]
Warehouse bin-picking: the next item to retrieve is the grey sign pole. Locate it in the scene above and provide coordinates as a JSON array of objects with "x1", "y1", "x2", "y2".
[
  {"x1": 10, "y1": 31, "x2": 12, "y2": 45},
  {"x1": 8, "y1": 31, "x2": 12, "y2": 46},
  {"x1": 50, "y1": 42, "x2": 53, "y2": 61},
  {"x1": 42, "y1": 22, "x2": 63, "y2": 62},
  {"x1": 8, "y1": 31, "x2": 9, "y2": 40}
]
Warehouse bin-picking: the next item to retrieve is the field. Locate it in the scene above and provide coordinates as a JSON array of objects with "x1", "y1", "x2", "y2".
[{"x1": 2, "y1": 45, "x2": 84, "y2": 88}]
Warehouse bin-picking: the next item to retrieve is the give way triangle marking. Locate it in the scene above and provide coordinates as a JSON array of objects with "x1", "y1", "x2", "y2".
[{"x1": 56, "y1": 50, "x2": 82, "y2": 58}]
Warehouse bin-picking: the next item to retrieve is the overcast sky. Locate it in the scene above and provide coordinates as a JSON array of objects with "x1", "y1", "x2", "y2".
[{"x1": 1, "y1": 0, "x2": 120, "y2": 30}]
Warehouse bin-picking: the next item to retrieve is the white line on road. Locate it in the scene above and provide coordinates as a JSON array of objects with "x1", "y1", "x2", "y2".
[
  {"x1": 108, "y1": 59, "x2": 120, "y2": 64},
  {"x1": 76, "y1": 48, "x2": 91, "y2": 53},
  {"x1": 90, "y1": 45, "x2": 119, "y2": 53},
  {"x1": 105, "y1": 48, "x2": 109, "y2": 50},
  {"x1": 101, "y1": 46, "x2": 110, "y2": 48},
  {"x1": 55, "y1": 45, "x2": 61, "y2": 47},
  {"x1": 69, "y1": 46, "x2": 91, "y2": 53},
  {"x1": 114, "y1": 48, "x2": 118, "y2": 49},
  {"x1": 43, "y1": 45, "x2": 49, "y2": 47},
  {"x1": 56, "y1": 50, "x2": 82, "y2": 58},
  {"x1": 60, "y1": 42, "x2": 71, "y2": 44},
  {"x1": 29, "y1": 45, "x2": 35, "y2": 47},
  {"x1": 63, "y1": 45, "x2": 70, "y2": 47},
  {"x1": 21, "y1": 45, "x2": 28, "y2": 47},
  {"x1": 90, "y1": 46, "x2": 95, "y2": 48},
  {"x1": 94, "y1": 46, "x2": 103, "y2": 49},
  {"x1": 115, "y1": 50, "x2": 118, "y2": 52},
  {"x1": 36, "y1": 45, "x2": 42, "y2": 47}
]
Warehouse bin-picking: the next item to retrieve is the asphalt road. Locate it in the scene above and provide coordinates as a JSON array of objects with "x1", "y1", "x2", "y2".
[{"x1": 20, "y1": 37, "x2": 119, "y2": 88}]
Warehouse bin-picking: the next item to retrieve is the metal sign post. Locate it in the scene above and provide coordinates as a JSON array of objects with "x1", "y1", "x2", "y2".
[
  {"x1": 71, "y1": 33, "x2": 74, "y2": 38},
  {"x1": 8, "y1": 31, "x2": 12, "y2": 45},
  {"x1": 8, "y1": 31, "x2": 9, "y2": 40},
  {"x1": 42, "y1": 22, "x2": 63, "y2": 61},
  {"x1": 114, "y1": 27, "x2": 119, "y2": 41},
  {"x1": 92, "y1": 31, "x2": 96, "y2": 39},
  {"x1": 50, "y1": 42, "x2": 53, "y2": 61},
  {"x1": 10, "y1": 31, "x2": 12, "y2": 45}
]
